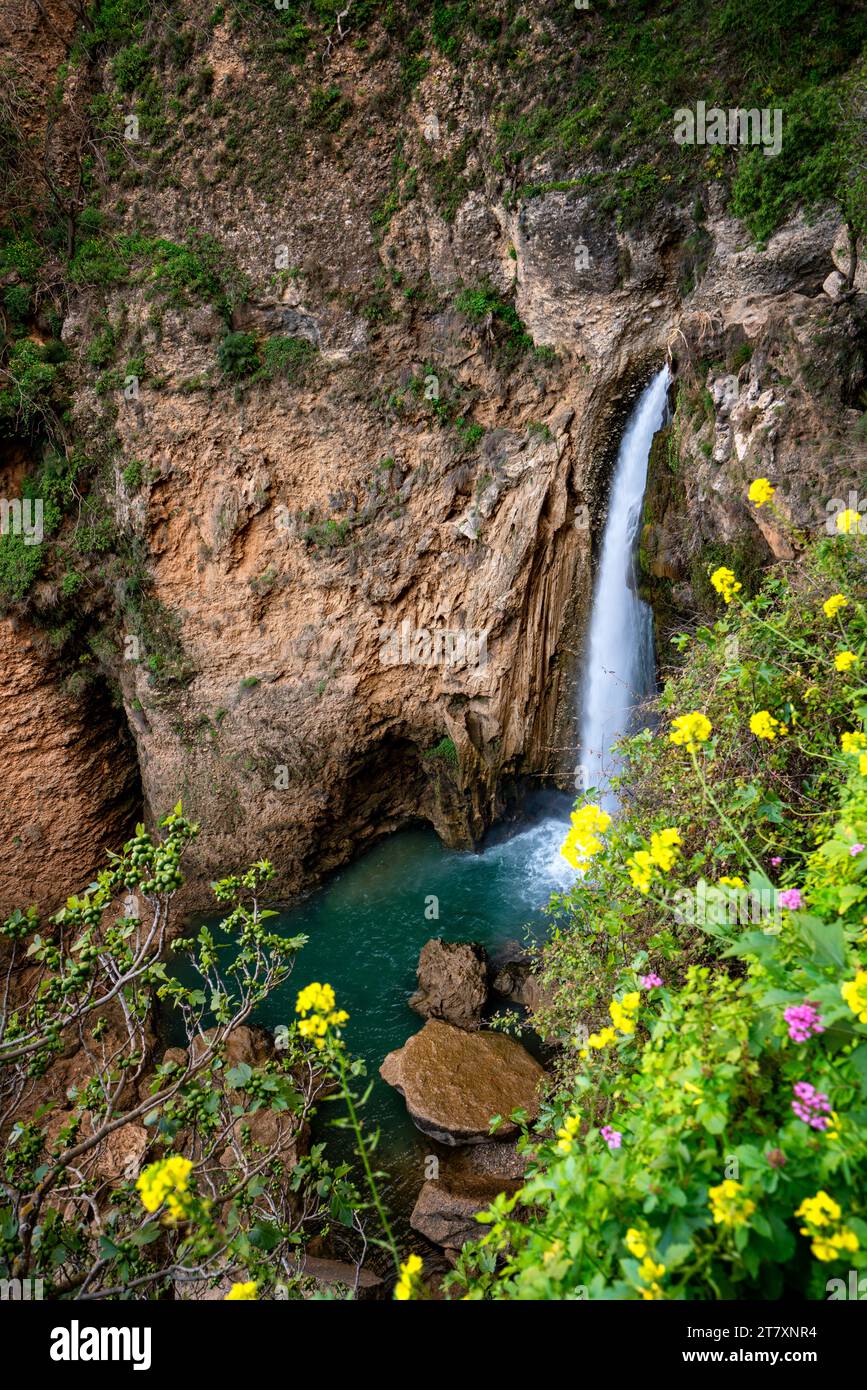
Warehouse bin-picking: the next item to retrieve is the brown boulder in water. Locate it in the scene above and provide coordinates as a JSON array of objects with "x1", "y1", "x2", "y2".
[
  {"x1": 408, "y1": 938, "x2": 490, "y2": 1029},
  {"x1": 380, "y1": 1019, "x2": 545, "y2": 1145}
]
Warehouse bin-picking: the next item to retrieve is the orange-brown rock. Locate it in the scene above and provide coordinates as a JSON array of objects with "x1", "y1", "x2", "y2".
[
  {"x1": 0, "y1": 617, "x2": 139, "y2": 917},
  {"x1": 380, "y1": 1019, "x2": 545, "y2": 1145}
]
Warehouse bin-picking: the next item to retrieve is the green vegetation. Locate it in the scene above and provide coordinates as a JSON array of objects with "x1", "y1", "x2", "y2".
[
  {"x1": 455, "y1": 283, "x2": 534, "y2": 364},
  {"x1": 303, "y1": 517, "x2": 353, "y2": 550},
  {"x1": 218, "y1": 331, "x2": 315, "y2": 383},
  {"x1": 217, "y1": 330, "x2": 260, "y2": 379},
  {"x1": 0, "y1": 810, "x2": 400, "y2": 1299},
  {"x1": 0, "y1": 452, "x2": 79, "y2": 605},
  {"x1": 306, "y1": 84, "x2": 352, "y2": 131},
  {"x1": 423, "y1": 735, "x2": 458, "y2": 766},
  {"x1": 448, "y1": 521, "x2": 867, "y2": 1300}
]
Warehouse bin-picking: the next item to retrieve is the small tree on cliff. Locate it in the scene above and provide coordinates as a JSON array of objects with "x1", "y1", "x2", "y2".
[{"x1": 0, "y1": 805, "x2": 378, "y2": 1299}]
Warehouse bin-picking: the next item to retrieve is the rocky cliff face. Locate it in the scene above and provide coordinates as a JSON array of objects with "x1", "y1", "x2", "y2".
[{"x1": 1, "y1": 3, "x2": 865, "y2": 912}]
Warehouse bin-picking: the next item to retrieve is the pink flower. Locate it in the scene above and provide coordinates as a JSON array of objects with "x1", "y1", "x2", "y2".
[
  {"x1": 778, "y1": 888, "x2": 802, "y2": 911},
  {"x1": 792, "y1": 1081, "x2": 831, "y2": 1130},
  {"x1": 771, "y1": 856, "x2": 782, "y2": 867},
  {"x1": 600, "y1": 1125, "x2": 622, "y2": 1149},
  {"x1": 784, "y1": 1002, "x2": 825, "y2": 1043},
  {"x1": 850, "y1": 843, "x2": 864, "y2": 857},
  {"x1": 639, "y1": 972, "x2": 663, "y2": 989}
]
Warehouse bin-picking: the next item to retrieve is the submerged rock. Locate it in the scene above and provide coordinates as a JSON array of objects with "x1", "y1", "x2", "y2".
[
  {"x1": 409, "y1": 938, "x2": 490, "y2": 1029},
  {"x1": 380, "y1": 1019, "x2": 545, "y2": 1145}
]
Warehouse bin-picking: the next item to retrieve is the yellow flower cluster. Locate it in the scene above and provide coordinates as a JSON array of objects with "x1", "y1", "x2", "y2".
[
  {"x1": 609, "y1": 991, "x2": 640, "y2": 1036},
  {"x1": 394, "y1": 1253, "x2": 423, "y2": 1301},
  {"x1": 750, "y1": 709, "x2": 787, "y2": 741},
  {"x1": 841, "y1": 730, "x2": 866, "y2": 754},
  {"x1": 624, "y1": 1229, "x2": 665, "y2": 1298},
  {"x1": 795, "y1": 1192, "x2": 860, "y2": 1262},
  {"x1": 836, "y1": 509, "x2": 861, "y2": 535},
  {"x1": 835, "y1": 650, "x2": 858, "y2": 672},
  {"x1": 718, "y1": 875, "x2": 745, "y2": 889},
  {"x1": 841, "y1": 970, "x2": 867, "y2": 1023},
  {"x1": 708, "y1": 1179, "x2": 755, "y2": 1228},
  {"x1": 579, "y1": 1026, "x2": 617, "y2": 1058},
  {"x1": 627, "y1": 827, "x2": 681, "y2": 893},
  {"x1": 840, "y1": 731, "x2": 867, "y2": 775},
  {"x1": 225, "y1": 1281, "x2": 258, "y2": 1300},
  {"x1": 748, "y1": 478, "x2": 775, "y2": 508},
  {"x1": 136, "y1": 1155, "x2": 194, "y2": 1221},
  {"x1": 295, "y1": 981, "x2": 349, "y2": 1048},
  {"x1": 710, "y1": 566, "x2": 742, "y2": 604},
  {"x1": 669, "y1": 712, "x2": 712, "y2": 752},
  {"x1": 555, "y1": 1112, "x2": 581, "y2": 1154},
  {"x1": 561, "y1": 803, "x2": 612, "y2": 869},
  {"x1": 823, "y1": 593, "x2": 848, "y2": 619},
  {"x1": 637, "y1": 1256, "x2": 666, "y2": 1299},
  {"x1": 625, "y1": 1227, "x2": 648, "y2": 1259}
]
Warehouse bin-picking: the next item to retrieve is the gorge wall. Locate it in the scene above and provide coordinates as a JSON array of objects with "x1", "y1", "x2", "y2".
[{"x1": 1, "y1": 1, "x2": 865, "y2": 912}]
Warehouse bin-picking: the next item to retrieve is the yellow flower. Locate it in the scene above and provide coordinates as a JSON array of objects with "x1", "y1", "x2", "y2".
[
  {"x1": 710, "y1": 566, "x2": 742, "y2": 604},
  {"x1": 750, "y1": 710, "x2": 786, "y2": 741},
  {"x1": 136, "y1": 1155, "x2": 194, "y2": 1221},
  {"x1": 225, "y1": 1281, "x2": 258, "y2": 1300},
  {"x1": 841, "y1": 970, "x2": 867, "y2": 1023},
  {"x1": 649, "y1": 827, "x2": 682, "y2": 872},
  {"x1": 627, "y1": 848, "x2": 655, "y2": 894},
  {"x1": 860, "y1": 755, "x2": 867, "y2": 777},
  {"x1": 708, "y1": 1179, "x2": 755, "y2": 1227},
  {"x1": 748, "y1": 478, "x2": 775, "y2": 508},
  {"x1": 836, "y1": 509, "x2": 861, "y2": 535},
  {"x1": 835, "y1": 650, "x2": 858, "y2": 672},
  {"x1": 561, "y1": 804, "x2": 612, "y2": 868},
  {"x1": 296, "y1": 982, "x2": 336, "y2": 1016},
  {"x1": 823, "y1": 594, "x2": 848, "y2": 619},
  {"x1": 718, "y1": 876, "x2": 745, "y2": 888},
  {"x1": 841, "y1": 730, "x2": 867, "y2": 754},
  {"x1": 670, "y1": 712, "x2": 712, "y2": 751},
  {"x1": 638, "y1": 1256, "x2": 666, "y2": 1282},
  {"x1": 795, "y1": 1191, "x2": 842, "y2": 1227},
  {"x1": 637, "y1": 1281, "x2": 664, "y2": 1299},
  {"x1": 580, "y1": 1025, "x2": 618, "y2": 1059},
  {"x1": 555, "y1": 1112, "x2": 582, "y2": 1153},
  {"x1": 624, "y1": 1228, "x2": 648, "y2": 1259},
  {"x1": 796, "y1": 1192, "x2": 859, "y2": 1263},
  {"x1": 394, "y1": 1253, "x2": 423, "y2": 1301},
  {"x1": 294, "y1": 983, "x2": 348, "y2": 1048},
  {"x1": 609, "y1": 993, "x2": 640, "y2": 1035},
  {"x1": 831, "y1": 1228, "x2": 859, "y2": 1253}
]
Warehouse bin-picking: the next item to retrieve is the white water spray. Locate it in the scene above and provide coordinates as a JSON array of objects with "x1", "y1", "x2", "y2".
[{"x1": 576, "y1": 366, "x2": 669, "y2": 807}]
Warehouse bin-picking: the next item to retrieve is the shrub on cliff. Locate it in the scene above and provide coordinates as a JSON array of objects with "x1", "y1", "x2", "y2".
[
  {"x1": 447, "y1": 489, "x2": 867, "y2": 1300},
  {"x1": 0, "y1": 806, "x2": 390, "y2": 1299}
]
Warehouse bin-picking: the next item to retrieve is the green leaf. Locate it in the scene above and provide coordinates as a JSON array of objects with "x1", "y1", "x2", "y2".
[{"x1": 797, "y1": 915, "x2": 846, "y2": 969}]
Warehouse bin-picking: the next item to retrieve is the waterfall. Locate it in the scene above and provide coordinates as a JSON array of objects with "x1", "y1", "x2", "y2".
[
  {"x1": 488, "y1": 365, "x2": 669, "y2": 893},
  {"x1": 576, "y1": 366, "x2": 670, "y2": 808}
]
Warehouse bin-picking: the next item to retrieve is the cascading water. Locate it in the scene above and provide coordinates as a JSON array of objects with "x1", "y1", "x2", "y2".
[{"x1": 576, "y1": 366, "x2": 670, "y2": 808}]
